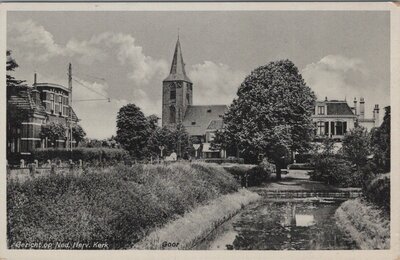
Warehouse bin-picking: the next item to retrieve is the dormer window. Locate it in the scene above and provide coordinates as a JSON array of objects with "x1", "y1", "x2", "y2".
[
  {"x1": 318, "y1": 106, "x2": 325, "y2": 115},
  {"x1": 191, "y1": 122, "x2": 196, "y2": 125},
  {"x1": 207, "y1": 109, "x2": 212, "y2": 113}
]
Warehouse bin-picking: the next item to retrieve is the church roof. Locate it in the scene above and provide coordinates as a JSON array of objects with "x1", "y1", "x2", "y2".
[
  {"x1": 182, "y1": 105, "x2": 228, "y2": 136},
  {"x1": 163, "y1": 38, "x2": 192, "y2": 83}
]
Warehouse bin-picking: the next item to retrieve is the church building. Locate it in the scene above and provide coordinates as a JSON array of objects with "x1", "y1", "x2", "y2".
[{"x1": 162, "y1": 38, "x2": 227, "y2": 158}]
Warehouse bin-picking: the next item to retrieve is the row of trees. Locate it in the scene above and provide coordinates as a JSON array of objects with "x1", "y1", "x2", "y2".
[
  {"x1": 41, "y1": 122, "x2": 86, "y2": 147},
  {"x1": 116, "y1": 104, "x2": 193, "y2": 159}
]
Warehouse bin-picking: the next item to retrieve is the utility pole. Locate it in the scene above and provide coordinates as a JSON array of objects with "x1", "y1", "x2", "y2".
[{"x1": 68, "y1": 63, "x2": 73, "y2": 152}]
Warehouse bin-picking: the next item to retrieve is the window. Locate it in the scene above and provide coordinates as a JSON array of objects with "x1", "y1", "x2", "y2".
[
  {"x1": 170, "y1": 90, "x2": 176, "y2": 100},
  {"x1": 207, "y1": 109, "x2": 212, "y2": 113},
  {"x1": 317, "y1": 121, "x2": 325, "y2": 135},
  {"x1": 335, "y1": 121, "x2": 347, "y2": 136},
  {"x1": 169, "y1": 106, "x2": 176, "y2": 124},
  {"x1": 318, "y1": 106, "x2": 325, "y2": 115},
  {"x1": 191, "y1": 122, "x2": 196, "y2": 125}
]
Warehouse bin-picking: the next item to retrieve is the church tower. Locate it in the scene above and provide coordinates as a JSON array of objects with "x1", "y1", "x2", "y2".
[{"x1": 162, "y1": 37, "x2": 193, "y2": 126}]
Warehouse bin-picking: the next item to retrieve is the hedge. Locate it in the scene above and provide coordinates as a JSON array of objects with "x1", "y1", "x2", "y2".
[
  {"x1": 363, "y1": 173, "x2": 390, "y2": 213},
  {"x1": 31, "y1": 148, "x2": 129, "y2": 164},
  {"x1": 223, "y1": 159, "x2": 275, "y2": 187},
  {"x1": 7, "y1": 162, "x2": 239, "y2": 249}
]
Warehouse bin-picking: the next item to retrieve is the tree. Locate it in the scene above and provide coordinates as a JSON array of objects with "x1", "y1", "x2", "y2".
[
  {"x1": 72, "y1": 124, "x2": 86, "y2": 145},
  {"x1": 221, "y1": 60, "x2": 316, "y2": 179},
  {"x1": 342, "y1": 126, "x2": 370, "y2": 168},
  {"x1": 40, "y1": 122, "x2": 67, "y2": 148},
  {"x1": 147, "y1": 115, "x2": 159, "y2": 131},
  {"x1": 371, "y1": 106, "x2": 390, "y2": 172},
  {"x1": 116, "y1": 104, "x2": 151, "y2": 159},
  {"x1": 6, "y1": 50, "x2": 28, "y2": 126},
  {"x1": 7, "y1": 50, "x2": 26, "y2": 90},
  {"x1": 147, "y1": 123, "x2": 191, "y2": 159}
]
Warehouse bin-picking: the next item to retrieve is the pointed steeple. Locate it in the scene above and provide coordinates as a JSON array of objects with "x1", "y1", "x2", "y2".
[{"x1": 164, "y1": 37, "x2": 192, "y2": 83}]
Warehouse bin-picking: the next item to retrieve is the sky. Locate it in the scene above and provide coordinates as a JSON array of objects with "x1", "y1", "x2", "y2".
[{"x1": 7, "y1": 11, "x2": 390, "y2": 139}]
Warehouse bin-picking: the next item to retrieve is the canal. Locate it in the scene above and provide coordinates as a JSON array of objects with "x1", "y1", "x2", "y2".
[{"x1": 195, "y1": 170, "x2": 360, "y2": 250}]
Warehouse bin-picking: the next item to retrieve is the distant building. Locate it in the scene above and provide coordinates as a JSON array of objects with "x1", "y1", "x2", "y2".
[
  {"x1": 162, "y1": 38, "x2": 227, "y2": 158},
  {"x1": 312, "y1": 97, "x2": 380, "y2": 141},
  {"x1": 7, "y1": 77, "x2": 79, "y2": 160}
]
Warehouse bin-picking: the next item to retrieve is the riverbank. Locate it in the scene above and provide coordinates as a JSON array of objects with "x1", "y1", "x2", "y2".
[
  {"x1": 335, "y1": 198, "x2": 390, "y2": 249},
  {"x1": 133, "y1": 188, "x2": 260, "y2": 250},
  {"x1": 7, "y1": 162, "x2": 242, "y2": 249}
]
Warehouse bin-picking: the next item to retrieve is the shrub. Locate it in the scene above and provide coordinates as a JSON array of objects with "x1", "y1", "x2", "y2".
[
  {"x1": 7, "y1": 162, "x2": 239, "y2": 249},
  {"x1": 223, "y1": 160, "x2": 273, "y2": 187},
  {"x1": 309, "y1": 154, "x2": 361, "y2": 187},
  {"x1": 31, "y1": 147, "x2": 129, "y2": 165},
  {"x1": 363, "y1": 173, "x2": 390, "y2": 213}
]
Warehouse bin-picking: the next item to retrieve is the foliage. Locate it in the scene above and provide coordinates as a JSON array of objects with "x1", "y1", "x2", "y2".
[
  {"x1": 40, "y1": 122, "x2": 67, "y2": 147},
  {"x1": 363, "y1": 174, "x2": 390, "y2": 213},
  {"x1": 147, "y1": 123, "x2": 191, "y2": 159},
  {"x1": 116, "y1": 104, "x2": 151, "y2": 159},
  {"x1": 310, "y1": 154, "x2": 360, "y2": 187},
  {"x1": 220, "y1": 60, "x2": 316, "y2": 178},
  {"x1": 6, "y1": 50, "x2": 26, "y2": 92},
  {"x1": 31, "y1": 147, "x2": 129, "y2": 165},
  {"x1": 71, "y1": 124, "x2": 86, "y2": 145},
  {"x1": 335, "y1": 198, "x2": 389, "y2": 249},
  {"x1": 370, "y1": 106, "x2": 390, "y2": 173},
  {"x1": 7, "y1": 163, "x2": 239, "y2": 249},
  {"x1": 223, "y1": 160, "x2": 274, "y2": 187},
  {"x1": 342, "y1": 126, "x2": 370, "y2": 168},
  {"x1": 147, "y1": 114, "x2": 159, "y2": 131},
  {"x1": 6, "y1": 50, "x2": 29, "y2": 126}
]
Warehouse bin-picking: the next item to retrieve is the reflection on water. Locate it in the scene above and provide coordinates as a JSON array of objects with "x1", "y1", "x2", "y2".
[
  {"x1": 197, "y1": 200, "x2": 358, "y2": 250},
  {"x1": 295, "y1": 214, "x2": 315, "y2": 227}
]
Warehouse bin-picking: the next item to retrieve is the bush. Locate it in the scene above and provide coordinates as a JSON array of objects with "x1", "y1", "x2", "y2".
[
  {"x1": 7, "y1": 162, "x2": 239, "y2": 249},
  {"x1": 31, "y1": 148, "x2": 129, "y2": 165},
  {"x1": 224, "y1": 160, "x2": 274, "y2": 187},
  {"x1": 310, "y1": 154, "x2": 362, "y2": 187},
  {"x1": 363, "y1": 174, "x2": 390, "y2": 213}
]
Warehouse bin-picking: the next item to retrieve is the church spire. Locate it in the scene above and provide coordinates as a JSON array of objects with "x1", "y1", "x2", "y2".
[{"x1": 164, "y1": 37, "x2": 192, "y2": 83}]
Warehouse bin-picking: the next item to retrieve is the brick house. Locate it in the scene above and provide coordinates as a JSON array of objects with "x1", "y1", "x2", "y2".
[{"x1": 7, "y1": 81, "x2": 79, "y2": 161}]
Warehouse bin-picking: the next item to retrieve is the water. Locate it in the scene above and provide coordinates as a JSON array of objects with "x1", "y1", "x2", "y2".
[{"x1": 196, "y1": 199, "x2": 358, "y2": 250}]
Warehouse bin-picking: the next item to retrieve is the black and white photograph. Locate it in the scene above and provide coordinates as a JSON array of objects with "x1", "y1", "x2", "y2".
[{"x1": 1, "y1": 2, "x2": 399, "y2": 259}]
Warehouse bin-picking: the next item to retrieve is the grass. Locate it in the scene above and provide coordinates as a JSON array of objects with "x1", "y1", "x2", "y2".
[
  {"x1": 133, "y1": 188, "x2": 260, "y2": 250},
  {"x1": 335, "y1": 198, "x2": 390, "y2": 249},
  {"x1": 7, "y1": 162, "x2": 239, "y2": 249}
]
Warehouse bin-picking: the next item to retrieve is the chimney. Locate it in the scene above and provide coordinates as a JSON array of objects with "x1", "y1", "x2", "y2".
[
  {"x1": 31, "y1": 73, "x2": 41, "y2": 106},
  {"x1": 359, "y1": 97, "x2": 365, "y2": 120},
  {"x1": 373, "y1": 104, "x2": 380, "y2": 127},
  {"x1": 353, "y1": 97, "x2": 357, "y2": 115},
  {"x1": 31, "y1": 88, "x2": 41, "y2": 106}
]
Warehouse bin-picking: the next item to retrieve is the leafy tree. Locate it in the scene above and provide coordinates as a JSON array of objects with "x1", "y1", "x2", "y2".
[
  {"x1": 40, "y1": 122, "x2": 67, "y2": 148},
  {"x1": 116, "y1": 104, "x2": 151, "y2": 159},
  {"x1": 72, "y1": 124, "x2": 86, "y2": 145},
  {"x1": 371, "y1": 106, "x2": 390, "y2": 172},
  {"x1": 6, "y1": 50, "x2": 26, "y2": 92},
  {"x1": 147, "y1": 115, "x2": 159, "y2": 131},
  {"x1": 7, "y1": 50, "x2": 28, "y2": 125},
  {"x1": 147, "y1": 123, "x2": 191, "y2": 158},
  {"x1": 221, "y1": 60, "x2": 316, "y2": 179},
  {"x1": 342, "y1": 126, "x2": 370, "y2": 168}
]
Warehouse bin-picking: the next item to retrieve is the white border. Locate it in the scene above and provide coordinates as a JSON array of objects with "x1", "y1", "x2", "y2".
[{"x1": 0, "y1": 2, "x2": 399, "y2": 260}]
